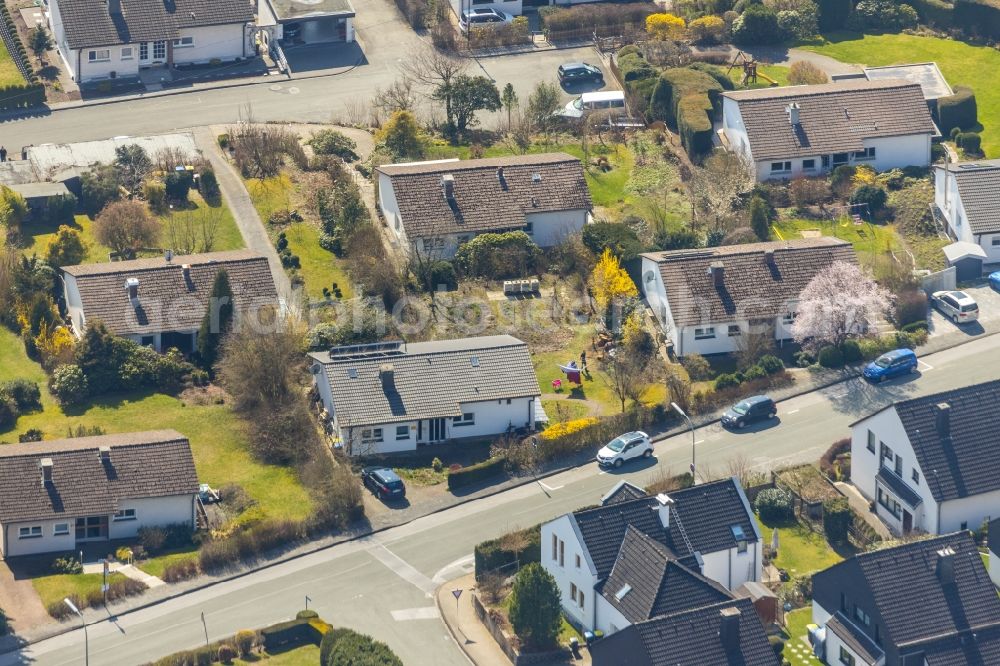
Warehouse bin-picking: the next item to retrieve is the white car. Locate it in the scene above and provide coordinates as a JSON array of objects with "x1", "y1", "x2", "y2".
[
  {"x1": 459, "y1": 8, "x2": 513, "y2": 33},
  {"x1": 559, "y1": 90, "x2": 626, "y2": 119},
  {"x1": 596, "y1": 431, "x2": 652, "y2": 468},
  {"x1": 932, "y1": 290, "x2": 979, "y2": 324}
]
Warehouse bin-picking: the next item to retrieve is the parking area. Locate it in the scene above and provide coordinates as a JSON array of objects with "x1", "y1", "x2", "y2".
[{"x1": 926, "y1": 281, "x2": 1000, "y2": 337}]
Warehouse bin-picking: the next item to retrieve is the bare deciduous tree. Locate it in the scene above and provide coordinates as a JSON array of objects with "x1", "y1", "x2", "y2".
[
  {"x1": 373, "y1": 77, "x2": 419, "y2": 118},
  {"x1": 689, "y1": 151, "x2": 754, "y2": 234},
  {"x1": 664, "y1": 364, "x2": 691, "y2": 414},
  {"x1": 791, "y1": 261, "x2": 892, "y2": 349},
  {"x1": 400, "y1": 48, "x2": 468, "y2": 134},
  {"x1": 228, "y1": 105, "x2": 296, "y2": 179},
  {"x1": 603, "y1": 352, "x2": 654, "y2": 413},
  {"x1": 734, "y1": 320, "x2": 775, "y2": 370},
  {"x1": 94, "y1": 200, "x2": 161, "y2": 259}
]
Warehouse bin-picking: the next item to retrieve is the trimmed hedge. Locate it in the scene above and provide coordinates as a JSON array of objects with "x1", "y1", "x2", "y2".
[
  {"x1": 958, "y1": 131, "x2": 982, "y2": 154},
  {"x1": 911, "y1": 0, "x2": 955, "y2": 26},
  {"x1": 955, "y1": 0, "x2": 1000, "y2": 39},
  {"x1": 260, "y1": 617, "x2": 323, "y2": 650},
  {"x1": 817, "y1": 0, "x2": 853, "y2": 29},
  {"x1": 823, "y1": 497, "x2": 852, "y2": 544},
  {"x1": 677, "y1": 93, "x2": 715, "y2": 158},
  {"x1": 939, "y1": 86, "x2": 978, "y2": 133},
  {"x1": 447, "y1": 456, "x2": 507, "y2": 491},
  {"x1": 649, "y1": 67, "x2": 723, "y2": 125},
  {"x1": 474, "y1": 524, "x2": 541, "y2": 579}
]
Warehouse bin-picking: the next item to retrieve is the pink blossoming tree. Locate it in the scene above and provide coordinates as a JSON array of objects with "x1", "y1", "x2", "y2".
[{"x1": 791, "y1": 261, "x2": 892, "y2": 349}]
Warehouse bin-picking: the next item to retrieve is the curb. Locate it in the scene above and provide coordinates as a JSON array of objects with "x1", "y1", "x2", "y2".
[
  {"x1": 2, "y1": 326, "x2": 994, "y2": 654},
  {"x1": 434, "y1": 582, "x2": 478, "y2": 666}
]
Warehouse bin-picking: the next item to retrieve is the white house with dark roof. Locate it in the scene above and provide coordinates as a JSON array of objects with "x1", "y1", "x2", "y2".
[
  {"x1": 256, "y1": 0, "x2": 355, "y2": 47},
  {"x1": 48, "y1": 0, "x2": 255, "y2": 83},
  {"x1": 375, "y1": 153, "x2": 592, "y2": 258},
  {"x1": 849, "y1": 379, "x2": 1000, "y2": 536},
  {"x1": 308, "y1": 335, "x2": 542, "y2": 455},
  {"x1": 541, "y1": 478, "x2": 762, "y2": 635},
  {"x1": 811, "y1": 532, "x2": 1000, "y2": 666},
  {"x1": 61, "y1": 249, "x2": 278, "y2": 353},
  {"x1": 934, "y1": 160, "x2": 1000, "y2": 268},
  {"x1": 0, "y1": 430, "x2": 198, "y2": 558},
  {"x1": 640, "y1": 237, "x2": 857, "y2": 357},
  {"x1": 721, "y1": 80, "x2": 937, "y2": 182}
]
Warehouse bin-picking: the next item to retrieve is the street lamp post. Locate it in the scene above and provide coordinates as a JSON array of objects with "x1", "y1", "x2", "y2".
[
  {"x1": 63, "y1": 597, "x2": 88, "y2": 666},
  {"x1": 670, "y1": 402, "x2": 696, "y2": 485}
]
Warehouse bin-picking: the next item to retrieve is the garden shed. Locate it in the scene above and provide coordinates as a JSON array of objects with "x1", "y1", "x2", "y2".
[
  {"x1": 942, "y1": 240, "x2": 987, "y2": 281},
  {"x1": 736, "y1": 581, "x2": 781, "y2": 626}
]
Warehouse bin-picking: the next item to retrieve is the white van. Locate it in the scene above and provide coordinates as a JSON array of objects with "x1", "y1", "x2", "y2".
[{"x1": 560, "y1": 90, "x2": 626, "y2": 118}]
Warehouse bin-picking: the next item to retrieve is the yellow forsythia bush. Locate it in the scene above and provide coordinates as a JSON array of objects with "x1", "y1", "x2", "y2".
[
  {"x1": 646, "y1": 13, "x2": 686, "y2": 40},
  {"x1": 541, "y1": 417, "x2": 599, "y2": 441}
]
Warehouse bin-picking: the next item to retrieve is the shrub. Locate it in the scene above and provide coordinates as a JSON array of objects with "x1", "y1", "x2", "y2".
[
  {"x1": 830, "y1": 165, "x2": 856, "y2": 197},
  {"x1": 714, "y1": 373, "x2": 741, "y2": 390},
  {"x1": 649, "y1": 67, "x2": 722, "y2": 126},
  {"x1": 894, "y1": 289, "x2": 927, "y2": 328},
  {"x1": 143, "y1": 179, "x2": 167, "y2": 212},
  {"x1": 817, "y1": 346, "x2": 845, "y2": 368},
  {"x1": 18, "y1": 428, "x2": 42, "y2": 443},
  {"x1": 80, "y1": 164, "x2": 120, "y2": 215},
  {"x1": 646, "y1": 13, "x2": 686, "y2": 40},
  {"x1": 474, "y1": 525, "x2": 541, "y2": 579},
  {"x1": 199, "y1": 168, "x2": 220, "y2": 200},
  {"x1": 850, "y1": 184, "x2": 888, "y2": 214},
  {"x1": 958, "y1": 132, "x2": 982, "y2": 155},
  {"x1": 681, "y1": 353, "x2": 712, "y2": 381},
  {"x1": 455, "y1": 231, "x2": 541, "y2": 279},
  {"x1": 1, "y1": 379, "x2": 41, "y2": 412},
  {"x1": 817, "y1": 0, "x2": 852, "y2": 29},
  {"x1": 49, "y1": 364, "x2": 88, "y2": 405},
  {"x1": 321, "y1": 628, "x2": 358, "y2": 664},
  {"x1": 955, "y1": 0, "x2": 1000, "y2": 40},
  {"x1": 677, "y1": 93, "x2": 714, "y2": 157},
  {"x1": 164, "y1": 170, "x2": 193, "y2": 202},
  {"x1": 939, "y1": 86, "x2": 978, "y2": 132},
  {"x1": 431, "y1": 457, "x2": 444, "y2": 472},
  {"x1": 217, "y1": 644, "x2": 237, "y2": 664},
  {"x1": 931, "y1": 143, "x2": 947, "y2": 163},
  {"x1": 743, "y1": 364, "x2": 767, "y2": 381},
  {"x1": 794, "y1": 350, "x2": 815, "y2": 367},
  {"x1": 758, "y1": 355, "x2": 784, "y2": 375},
  {"x1": 819, "y1": 437, "x2": 851, "y2": 480},
  {"x1": 542, "y1": 3, "x2": 656, "y2": 34},
  {"x1": 308, "y1": 129, "x2": 359, "y2": 161},
  {"x1": 732, "y1": 4, "x2": 782, "y2": 44},
  {"x1": 51, "y1": 556, "x2": 83, "y2": 574},
  {"x1": 163, "y1": 559, "x2": 200, "y2": 583},
  {"x1": 756, "y1": 487, "x2": 794, "y2": 522},
  {"x1": 509, "y1": 563, "x2": 561, "y2": 650},
  {"x1": 849, "y1": 0, "x2": 919, "y2": 30},
  {"x1": 750, "y1": 195, "x2": 771, "y2": 241},
  {"x1": 901, "y1": 320, "x2": 928, "y2": 333},
  {"x1": 328, "y1": 632, "x2": 403, "y2": 666},
  {"x1": 768, "y1": 634, "x2": 786, "y2": 657},
  {"x1": 911, "y1": 0, "x2": 954, "y2": 26},
  {"x1": 841, "y1": 339, "x2": 862, "y2": 363},
  {"x1": 689, "y1": 15, "x2": 726, "y2": 42},
  {"x1": 582, "y1": 222, "x2": 643, "y2": 261},
  {"x1": 823, "y1": 497, "x2": 852, "y2": 544},
  {"x1": 414, "y1": 259, "x2": 457, "y2": 292},
  {"x1": 541, "y1": 417, "x2": 600, "y2": 441},
  {"x1": 447, "y1": 457, "x2": 506, "y2": 491}
]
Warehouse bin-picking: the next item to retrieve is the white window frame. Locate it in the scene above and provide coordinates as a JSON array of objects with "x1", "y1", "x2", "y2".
[
  {"x1": 770, "y1": 161, "x2": 791, "y2": 174},
  {"x1": 395, "y1": 425, "x2": 410, "y2": 440},
  {"x1": 113, "y1": 508, "x2": 137, "y2": 521},
  {"x1": 120, "y1": 46, "x2": 134, "y2": 60},
  {"x1": 54, "y1": 523, "x2": 70, "y2": 536},
  {"x1": 88, "y1": 49, "x2": 111, "y2": 62},
  {"x1": 452, "y1": 412, "x2": 475, "y2": 427},
  {"x1": 694, "y1": 327, "x2": 715, "y2": 340},
  {"x1": 18, "y1": 525, "x2": 42, "y2": 539},
  {"x1": 853, "y1": 147, "x2": 876, "y2": 161},
  {"x1": 570, "y1": 581, "x2": 577, "y2": 600},
  {"x1": 802, "y1": 158, "x2": 816, "y2": 171},
  {"x1": 172, "y1": 36, "x2": 195, "y2": 48},
  {"x1": 867, "y1": 430, "x2": 876, "y2": 454},
  {"x1": 361, "y1": 427, "x2": 384, "y2": 443},
  {"x1": 912, "y1": 468, "x2": 920, "y2": 484}
]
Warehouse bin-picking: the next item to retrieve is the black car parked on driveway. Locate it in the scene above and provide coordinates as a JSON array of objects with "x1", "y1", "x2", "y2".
[
  {"x1": 721, "y1": 395, "x2": 777, "y2": 429},
  {"x1": 558, "y1": 62, "x2": 603, "y2": 84},
  {"x1": 361, "y1": 466, "x2": 406, "y2": 500}
]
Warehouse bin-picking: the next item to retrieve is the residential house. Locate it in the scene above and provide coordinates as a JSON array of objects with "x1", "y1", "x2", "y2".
[
  {"x1": 375, "y1": 153, "x2": 591, "y2": 259},
  {"x1": 811, "y1": 532, "x2": 1000, "y2": 666},
  {"x1": 934, "y1": 160, "x2": 1000, "y2": 269},
  {"x1": 640, "y1": 237, "x2": 857, "y2": 357},
  {"x1": 590, "y1": 597, "x2": 779, "y2": 666},
  {"x1": 257, "y1": 0, "x2": 355, "y2": 48},
  {"x1": 0, "y1": 430, "x2": 199, "y2": 558},
  {"x1": 849, "y1": 380, "x2": 1000, "y2": 536},
  {"x1": 308, "y1": 335, "x2": 541, "y2": 455},
  {"x1": 721, "y1": 80, "x2": 937, "y2": 182},
  {"x1": 540, "y1": 478, "x2": 762, "y2": 634},
  {"x1": 48, "y1": 0, "x2": 254, "y2": 83},
  {"x1": 61, "y1": 249, "x2": 278, "y2": 353}
]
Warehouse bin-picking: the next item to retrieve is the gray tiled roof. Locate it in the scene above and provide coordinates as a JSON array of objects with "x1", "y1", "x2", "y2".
[
  {"x1": 725, "y1": 80, "x2": 936, "y2": 161},
  {"x1": 590, "y1": 598, "x2": 779, "y2": 666},
  {"x1": 0, "y1": 430, "x2": 198, "y2": 524},
  {"x1": 813, "y1": 532, "x2": 1000, "y2": 653},
  {"x1": 63, "y1": 250, "x2": 278, "y2": 337},
  {"x1": 599, "y1": 526, "x2": 732, "y2": 624},
  {"x1": 876, "y1": 468, "x2": 923, "y2": 508},
  {"x1": 309, "y1": 335, "x2": 540, "y2": 428},
  {"x1": 828, "y1": 612, "x2": 885, "y2": 664},
  {"x1": 643, "y1": 237, "x2": 857, "y2": 328},
  {"x1": 937, "y1": 160, "x2": 1000, "y2": 234},
  {"x1": 55, "y1": 0, "x2": 254, "y2": 49},
  {"x1": 890, "y1": 379, "x2": 1000, "y2": 503},
  {"x1": 377, "y1": 153, "x2": 591, "y2": 240},
  {"x1": 600, "y1": 480, "x2": 647, "y2": 505}
]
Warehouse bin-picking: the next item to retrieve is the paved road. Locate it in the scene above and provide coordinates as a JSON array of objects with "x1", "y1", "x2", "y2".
[{"x1": 4, "y1": 332, "x2": 998, "y2": 666}]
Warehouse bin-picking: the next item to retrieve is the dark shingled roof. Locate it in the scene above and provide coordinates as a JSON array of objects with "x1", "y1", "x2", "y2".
[
  {"x1": 0, "y1": 430, "x2": 198, "y2": 524},
  {"x1": 889, "y1": 379, "x2": 1000, "y2": 503},
  {"x1": 643, "y1": 237, "x2": 857, "y2": 328},
  {"x1": 600, "y1": 480, "x2": 648, "y2": 505},
  {"x1": 590, "y1": 598, "x2": 779, "y2": 666},
  {"x1": 724, "y1": 80, "x2": 936, "y2": 161},
  {"x1": 573, "y1": 478, "x2": 758, "y2": 578},
  {"x1": 598, "y1": 527, "x2": 732, "y2": 624},
  {"x1": 54, "y1": 0, "x2": 254, "y2": 49},
  {"x1": 936, "y1": 160, "x2": 1000, "y2": 234},
  {"x1": 309, "y1": 336, "x2": 540, "y2": 428},
  {"x1": 376, "y1": 153, "x2": 591, "y2": 239},
  {"x1": 63, "y1": 250, "x2": 278, "y2": 338},
  {"x1": 876, "y1": 468, "x2": 923, "y2": 508},
  {"x1": 827, "y1": 612, "x2": 885, "y2": 664},
  {"x1": 813, "y1": 532, "x2": 1000, "y2": 655}
]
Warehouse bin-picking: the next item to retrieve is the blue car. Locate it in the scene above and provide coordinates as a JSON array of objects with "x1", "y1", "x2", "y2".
[
  {"x1": 863, "y1": 348, "x2": 918, "y2": 383},
  {"x1": 989, "y1": 271, "x2": 1000, "y2": 291}
]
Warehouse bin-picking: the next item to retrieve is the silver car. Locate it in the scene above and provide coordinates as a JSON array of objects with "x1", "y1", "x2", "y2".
[{"x1": 932, "y1": 290, "x2": 979, "y2": 323}]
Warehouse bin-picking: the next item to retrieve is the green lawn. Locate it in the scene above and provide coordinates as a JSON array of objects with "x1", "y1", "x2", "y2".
[
  {"x1": 558, "y1": 613, "x2": 585, "y2": 645},
  {"x1": 394, "y1": 466, "x2": 447, "y2": 486},
  {"x1": 32, "y1": 572, "x2": 129, "y2": 611},
  {"x1": 246, "y1": 174, "x2": 295, "y2": 225},
  {"x1": 234, "y1": 644, "x2": 320, "y2": 665},
  {"x1": 22, "y1": 214, "x2": 113, "y2": 264},
  {"x1": 0, "y1": 40, "x2": 25, "y2": 87},
  {"x1": 541, "y1": 399, "x2": 591, "y2": 423},
  {"x1": 783, "y1": 608, "x2": 823, "y2": 666},
  {"x1": 801, "y1": 32, "x2": 1000, "y2": 156},
  {"x1": 155, "y1": 190, "x2": 245, "y2": 253},
  {"x1": 757, "y1": 515, "x2": 843, "y2": 580},
  {"x1": 727, "y1": 64, "x2": 792, "y2": 89},
  {"x1": 284, "y1": 222, "x2": 354, "y2": 301},
  {"x1": 136, "y1": 547, "x2": 200, "y2": 579},
  {"x1": 0, "y1": 327, "x2": 313, "y2": 524},
  {"x1": 772, "y1": 215, "x2": 899, "y2": 259}
]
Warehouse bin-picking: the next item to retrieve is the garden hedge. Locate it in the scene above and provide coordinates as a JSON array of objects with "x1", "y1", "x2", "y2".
[
  {"x1": 822, "y1": 497, "x2": 852, "y2": 544},
  {"x1": 938, "y1": 85, "x2": 978, "y2": 133},
  {"x1": 649, "y1": 67, "x2": 723, "y2": 126},
  {"x1": 677, "y1": 93, "x2": 715, "y2": 158},
  {"x1": 447, "y1": 456, "x2": 507, "y2": 491},
  {"x1": 910, "y1": 0, "x2": 955, "y2": 26},
  {"x1": 260, "y1": 616, "x2": 324, "y2": 650},
  {"x1": 817, "y1": 0, "x2": 853, "y2": 29},
  {"x1": 955, "y1": 0, "x2": 1000, "y2": 38},
  {"x1": 474, "y1": 524, "x2": 541, "y2": 579}
]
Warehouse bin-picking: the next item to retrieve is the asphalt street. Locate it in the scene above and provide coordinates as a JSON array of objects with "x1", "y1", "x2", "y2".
[{"x1": 3, "y1": 333, "x2": 998, "y2": 666}]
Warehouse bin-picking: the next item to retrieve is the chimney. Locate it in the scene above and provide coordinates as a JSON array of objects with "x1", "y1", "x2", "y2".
[
  {"x1": 182, "y1": 263, "x2": 191, "y2": 281},
  {"x1": 709, "y1": 261, "x2": 724, "y2": 287},
  {"x1": 935, "y1": 402, "x2": 951, "y2": 438},
  {"x1": 99, "y1": 446, "x2": 111, "y2": 463},
  {"x1": 441, "y1": 174, "x2": 455, "y2": 201},
  {"x1": 786, "y1": 102, "x2": 800, "y2": 126},
  {"x1": 40, "y1": 458, "x2": 53, "y2": 484},
  {"x1": 764, "y1": 249, "x2": 776, "y2": 267},
  {"x1": 655, "y1": 493, "x2": 674, "y2": 529},
  {"x1": 497, "y1": 166, "x2": 507, "y2": 190},
  {"x1": 718, "y1": 607, "x2": 741, "y2": 653},
  {"x1": 126, "y1": 277, "x2": 140, "y2": 303},
  {"x1": 380, "y1": 363, "x2": 395, "y2": 390},
  {"x1": 107, "y1": 0, "x2": 121, "y2": 15},
  {"x1": 936, "y1": 546, "x2": 956, "y2": 585}
]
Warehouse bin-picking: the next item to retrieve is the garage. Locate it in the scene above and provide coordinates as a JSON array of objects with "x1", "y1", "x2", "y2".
[
  {"x1": 943, "y1": 241, "x2": 987, "y2": 282},
  {"x1": 258, "y1": 0, "x2": 356, "y2": 46}
]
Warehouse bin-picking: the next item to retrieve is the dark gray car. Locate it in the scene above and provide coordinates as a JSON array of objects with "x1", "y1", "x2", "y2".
[
  {"x1": 558, "y1": 62, "x2": 603, "y2": 84},
  {"x1": 721, "y1": 395, "x2": 776, "y2": 429}
]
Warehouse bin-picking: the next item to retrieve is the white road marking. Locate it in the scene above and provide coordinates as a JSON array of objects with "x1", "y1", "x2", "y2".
[
  {"x1": 919, "y1": 360, "x2": 934, "y2": 371},
  {"x1": 367, "y1": 541, "x2": 437, "y2": 596},
  {"x1": 391, "y1": 607, "x2": 441, "y2": 621},
  {"x1": 787, "y1": 409, "x2": 800, "y2": 414},
  {"x1": 432, "y1": 554, "x2": 475, "y2": 584},
  {"x1": 538, "y1": 480, "x2": 564, "y2": 492},
  {"x1": 695, "y1": 439, "x2": 705, "y2": 444}
]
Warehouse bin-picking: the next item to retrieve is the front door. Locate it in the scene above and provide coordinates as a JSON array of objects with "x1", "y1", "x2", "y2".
[
  {"x1": 152, "y1": 40, "x2": 167, "y2": 64},
  {"x1": 903, "y1": 510, "x2": 913, "y2": 533},
  {"x1": 139, "y1": 42, "x2": 150, "y2": 65},
  {"x1": 75, "y1": 516, "x2": 109, "y2": 542},
  {"x1": 429, "y1": 417, "x2": 447, "y2": 442}
]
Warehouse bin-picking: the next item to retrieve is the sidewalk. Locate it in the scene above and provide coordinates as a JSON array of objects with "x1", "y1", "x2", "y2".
[{"x1": 436, "y1": 574, "x2": 511, "y2": 666}]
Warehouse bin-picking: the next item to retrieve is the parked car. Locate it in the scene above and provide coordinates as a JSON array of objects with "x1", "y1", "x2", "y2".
[
  {"x1": 863, "y1": 348, "x2": 918, "y2": 383},
  {"x1": 721, "y1": 395, "x2": 776, "y2": 429},
  {"x1": 990, "y1": 271, "x2": 1000, "y2": 291},
  {"x1": 932, "y1": 290, "x2": 979, "y2": 324},
  {"x1": 361, "y1": 466, "x2": 406, "y2": 500},
  {"x1": 459, "y1": 8, "x2": 513, "y2": 33},
  {"x1": 559, "y1": 90, "x2": 626, "y2": 118},
  {"x1": 596, "y1": 431, "x2": 652, "y2": 468},
  {"x1": 558, "y1": 62, "x2": 603, "y2": 84}
]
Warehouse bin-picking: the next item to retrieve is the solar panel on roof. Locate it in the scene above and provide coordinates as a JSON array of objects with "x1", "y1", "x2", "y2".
[{"x1": 347, "y1": 368, "x2": 357, "y2": 379}]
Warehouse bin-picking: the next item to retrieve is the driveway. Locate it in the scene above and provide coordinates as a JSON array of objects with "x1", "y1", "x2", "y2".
[
  {"x1": 0, "y1": 561, "x2": 48, "y2": 638},
  {"x1": 694, "y1": 44, "x2": 862, "y2": 77},
  {"x1": 926, "y1": 281, "x2": 1000, "y2": 338}
]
